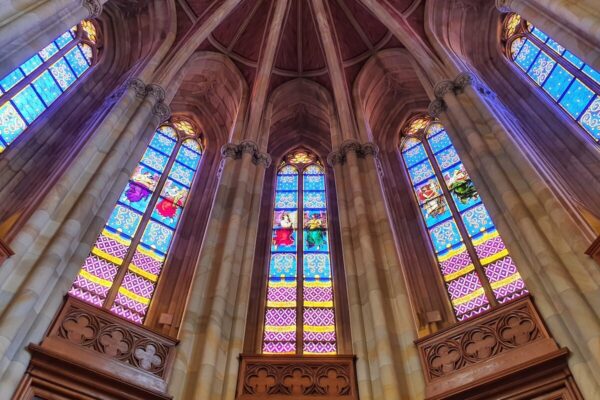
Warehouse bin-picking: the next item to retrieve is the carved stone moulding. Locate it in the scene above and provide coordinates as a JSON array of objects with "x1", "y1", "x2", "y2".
[
  {"x1": 416, "y1": 296, "x2": 583, "y2": 399},
  {"x1": 0, "y1": 237, "x2": 13, "y2": 267},
  {"x1": 15, "y1": 296, "x2": 177, "y2": 399},
  {"x1": 236, "y1": 354, "x2": 358, "y2": 400}
]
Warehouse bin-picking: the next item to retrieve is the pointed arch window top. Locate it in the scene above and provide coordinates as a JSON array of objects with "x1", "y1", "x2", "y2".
[{"x1": 502, "y1": 13, "x2": 600, "y2": 142}]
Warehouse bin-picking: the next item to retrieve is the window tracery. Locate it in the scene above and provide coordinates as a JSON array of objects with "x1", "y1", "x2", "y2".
[
  {"x1": 400, "y1": 115, "x2": 528, "y2": 321},
  {"x1": 69, "y1": 118, "x2": 203, "y2": 324},
  {"x1": 503, "y1": 13, "x2": 600, "y2": 142},
  {"x1": 263, "y1": 149, "x2": 337, "y2": 355},
  {"x1": 0, "y1": 20, "x2": 100, "y2": 153}
]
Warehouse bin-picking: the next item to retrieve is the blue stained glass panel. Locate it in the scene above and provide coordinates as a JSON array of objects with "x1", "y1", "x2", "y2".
[
  {"x1": 141, "y1": 221, "x2": 174, "y2": 255},
  {"x1": 303, "y1": 254, "x2": 331, "y2": 279},
  {"x1": 0, "y1": 102, "x2": 26, "y2": 144},
  {"x1": 303, "y1": 191, "x2": 326, "y2": 209},
  {"x1": 559, "y1": 79, "x2": 594, "y2": 119},
  {"x1": 64, "y1": 47, "x2": 89, "y2": 77},
  {"x1": 541, "y1": 64, "x2": 573, "y2": 100},
  {"x1": 275, "y1": 191, "x2": 297, "y2": 209},
  {"x1": 149, "y1": 132, "x2": 176, "y2": 156},
  {"x1": 582, "y1": 65, "x2": 600, "y2": 85},
  {"x1": 303, "y1": 174, "x2": 325, "y2": 191},
  {"x1": 151, "y1": 198, "x2": 182, "y2": 229},
  {"x1": 40, "y1": 43, "x2": 59, "y2": 61},
  {"x1": 460, "y1": 204, "x2": 494, "y2": 237},
  {"x1": 169, "y1": 161, "x2": 194, "y2": 187},
  {"x1": 563, "y1": 51, "x2": 584, "y2": 69},
  {"x1": 0, "y1": 69, "x2": 25, "y2": 92},
  {"x1": 140, "y1": 147, "x2": 169, "y2": 173},
  {"x1": 118, "y1": 182, "x2": 153, "y2": 214},
  {"x1": 514, "y1": 40, "x2": 540, "y2": 71},
  {"x1": 161, "y1": 178, "x2": 189, "y2": 205},
  {"x1": 527, "y1": 51, "x2": 555, "y2": 85},
  {"x1": 428, "y1": 130, "x2": 452, "y2": 154},
  {"x1": 580, "y1": 97, "x2": 600, "y2": 141},
  {"x1": 175, "y1": 145, "x2": 202, "y2": 170},
  {"x1": 420, "y1": 198, "x2": 452, "y2": 228},
  {"x1": 33, "y1": 71, "x2": 62, "y2": 106},
  {"x1": 530, "y1": 27, "x2": 548, "y2": 42},
  {"x1": 12, "y1": 86, "x2": 45, "y2": 123},
  {"x1": 434, "y1": 146, "x2": 461, "y2": 171},
  {"x1": 49, "y1": 58, "x2": 76, "y2": 90},
  {"x1": 158, "y1": 125, "x2": 177, "y2": 140},
  {"x1": 55, "y1": 31, "x2": 74, "y2": 49},
  {"x1": 270, "y1": 253, "x2": 297, "y2": 278},
  {"x1": 277, "y1": 174, "x2": 298, "y2": 191},
  {"x1": 402, "y1": 142, "x2": 427, "y2": 167},
  {"x1": 20, "y1": 55, "x2": 43, "y2": 76},
  {"x1": 107, "y1": 205, "x2": 142, "y2": 239},
  {"x1": 408, "y1": 160, "x2": 435, "y2": 185},
  {"x1": 414, "y1": 179, "x2": 443, "y2": 205},
  {"x1": 429, "y1": 219, "x2": 463, "y2": 253},
  {"x1": 545, "y1": 37, "x2": 565, "y2": 55}
]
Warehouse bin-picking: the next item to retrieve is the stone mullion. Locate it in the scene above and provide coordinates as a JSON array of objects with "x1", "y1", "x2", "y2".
[
  {"x1": 0, "y1": 0, "x2": 104, "y2": 79},
  {"x1": 102, "y1": 136, "x2": 183, "y2": 313},
  {"x1": 296, "y1": 164, "x2": 305, "y2": 355},
  {"x1": 431, "y1": 73, "x2": 600, "y2": 397},
  {"x1": 420, "y1": 133, "x2": 498, "y2": 309},
  {"x1": 496, "y1": 0, "x2": 600, "y2": 72}
]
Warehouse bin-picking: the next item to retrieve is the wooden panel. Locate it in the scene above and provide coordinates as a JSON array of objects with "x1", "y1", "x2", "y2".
[{"x1": 236, "y1": 354, "x2": 357, "y2": 399}]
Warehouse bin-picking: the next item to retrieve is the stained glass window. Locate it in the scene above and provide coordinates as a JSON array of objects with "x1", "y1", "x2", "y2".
[
  {"x1": 69, "y1": 119, "x2": 203, "y2": 324},
  {"x1": 263, "y1": 150, "x2": 337, "y2": 355},
  {"x1": 401, "y1": 116, "x2": 528, "y2": 321},
  {"x1": 0, "y1": 21, "x2": 99, "y2": 153},
  {"x1": 503, "y1": 13, "x2": 600, "y2": 142}
]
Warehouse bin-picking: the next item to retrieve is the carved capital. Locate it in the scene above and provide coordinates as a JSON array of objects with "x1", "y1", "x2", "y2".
[
  {"x1": 127, "y1": 78, "x2": 147, "y2": 99},
  {"x1": 453, "y1": 72, "x2": 476, "y2": 94},
  {"x1": 433, "y1": 80, "x2": 456, "y2": 99},
  {"x1": 239, "y1": 140, "x2": 259, "y2": 156},
  {"x1": 220, "y1": 141, "x2": 271, "y2": 168},
  {"x1": 152, "y1": 102, "x2": 171, "y2": 123},
  {"x1": 252, "y1": 152, "x2": 272, "y2": 168},
  {"x1": 428, "y1": 98, "x2": 447, "y2": 118},
  {"x1": 221, "y1": 143, "x2": 239, "y2": 159},
  {"x1": 82, "y1": 0, "x2": 103, "y2": 18},
  {"x1": 326, "y1": 151, "x2": 343, "y2": 167},
  {"x1": 328, "y1": 141, "x2": 379, "y2": 166},
  {"x1": 146, "y1": 84, "x2": 166, "y2": 103},
  {"x1": 495, "y1": 0, "x2": 512, "y2": 13}
]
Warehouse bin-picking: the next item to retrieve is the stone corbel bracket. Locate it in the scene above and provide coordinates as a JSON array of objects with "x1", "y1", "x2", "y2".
[
  {"x1": 327, "y1": 140, "x2": 379, "y2": 166},
  {"x1": 429, "y1": 72, "x2": 495, "y2": 118},
  {"x1": 221, "y1": 140, "x2": 272, "y2": 167},
  {"x1": 83, "y1": 0, "x2": 103, "y2": 18}
]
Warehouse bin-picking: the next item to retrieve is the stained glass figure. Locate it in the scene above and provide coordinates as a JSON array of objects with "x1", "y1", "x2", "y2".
[
  {"x1": 0, "y1": 20, "x2": 100, "y2": 153},
  {"x1": 401, "y1": 116, "x2": 527, "y2": 321},
  {"x1": 69, "y1": 119, "x2": 204, "y2": 324},
  {"x1": 503, "y1": 13, "x2": 600, "y2": 142},
  {"x1": 263, "y1": 150, "x2": 337, "y2": 355}
]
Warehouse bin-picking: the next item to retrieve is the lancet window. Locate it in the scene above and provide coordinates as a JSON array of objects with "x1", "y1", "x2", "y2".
[
  {"x1": 263, "y1": 150, "x2": 337, "y2": 355},
  {"x1": 400, "y1": 116, "x2": 528, "y2": 321},
  {"x1": 69, "y1": 119, "x2": 203, "y2": 324},
  {"x1": 503, "y1": 13, "x2": 600, "y2": 142},
  {"x1": 0, "y1": 20, "x2": 100, "y2": 153}
]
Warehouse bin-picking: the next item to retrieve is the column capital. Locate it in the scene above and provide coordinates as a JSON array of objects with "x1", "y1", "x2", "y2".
[
  {"x1": 127, "y1": 78, "x2": 147, "y2": 99},
  {"x1": 433, "y1": 72, "x2": 496, "y2": 100},
  {"x1": 327, "y1": 140, "x2": 379, "y2": 166},
  {"x1": 146, "y1": 84, "x2": 166, "y2": 103},
  {"x1": 152, "y1": 102, "x2": 171, "y2": 123},
  {"x1": 428, "y1": 98, "x2": 447, "y2": 118},
  {"x1": 220, "y1": 141, "x2": 272, "y2": 167},
  {"x1": 495, "y1": 0, "x2": 513, "y2": 13},
  {"x1": 82, "y1": 0, "x2": 103, "y2": 19}
]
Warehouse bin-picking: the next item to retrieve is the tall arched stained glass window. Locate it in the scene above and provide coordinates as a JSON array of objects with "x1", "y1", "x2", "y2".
[
  {"x1": 503, "y1": 13, "x2": 600, "y2": 142},
  {"x1": 263, "y1": 150, "x2": 337, "y2": 355},
  {"x1": 400, "y1": 115, "x2": 528, "y2": 321},
  {"x1": 0, "y1": 20, "x2": 100, "y2": 153},
  {"x1": 69, "y1": 118, "x2": 203, "y2": 324}
]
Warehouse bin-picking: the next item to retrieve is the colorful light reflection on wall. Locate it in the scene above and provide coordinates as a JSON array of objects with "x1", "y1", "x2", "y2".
[
  {"x1": 401, "y1": 116, "x2": 527, "y2": 321},
  {"x1": 0, "y1": 21, "x2": 98, "y2": 153},
  {"x1": 263, "y1": 150, "x2": 337, "y2": 355},
  {"x1": 69, "y1": 120, "x2": 203, "y2": 324},
  {"x1": 504, "y1": 13, "x2": 600, "y2": 142}
]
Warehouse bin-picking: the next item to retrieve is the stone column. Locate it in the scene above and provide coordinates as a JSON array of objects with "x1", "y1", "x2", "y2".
[
  {"x1": 0, "y1": 0, "x2": 106, "y2": 79},
  {"x1": 0, "y1": 80, "x2": 171, "y2": 398},
  {"x1": 429, "y1": 71, "x2": 600, "y2": 399},
  {"x1": 496, "y1": 0, "x2": 600, "y2": 72},
  {"x1": 328, "y1": 142, "x2": 425, "y2": 400},
  {"x1": 168, "y1": 142, "x2": 271, "y2": 400}
]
